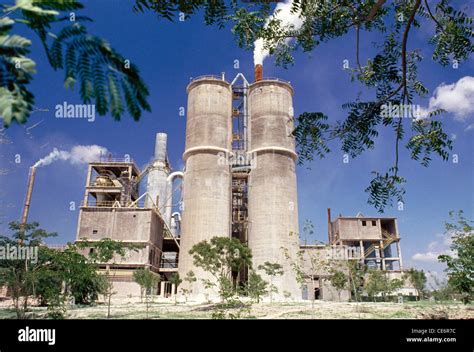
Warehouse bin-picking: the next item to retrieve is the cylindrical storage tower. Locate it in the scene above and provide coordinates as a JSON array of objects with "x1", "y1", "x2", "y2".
[
  {"x1": 179, "y1": 76, "x2": 232, "y2": 300},
  {"x1": 248, "y1": 79, "x2": 300, "y2": 300},
  {"x1": 145, "y1": 133, "x2": 170, "y2": 213}
]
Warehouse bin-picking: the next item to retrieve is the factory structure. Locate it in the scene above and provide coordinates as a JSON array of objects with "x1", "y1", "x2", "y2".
[
  {"x1": 75, "y1": 66, "x2": 301, "y2": 300},
  {"x1": 12, "y1": 66, "x2": 415, "y2": 302}
]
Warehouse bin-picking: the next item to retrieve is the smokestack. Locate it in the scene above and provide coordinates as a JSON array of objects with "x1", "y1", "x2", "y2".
[
  {"x1": 154, "y1": 133, "x2": 167, "y2": 162},
  {"x1": 21, "y1": 167, "x2": 37, "y2": 225},
  {"x1": 255, "y1": 64, "x2": 263, "y2": 82},
  {"x1": 327, "y1": 208, "x2": 332, "y2": 242}
]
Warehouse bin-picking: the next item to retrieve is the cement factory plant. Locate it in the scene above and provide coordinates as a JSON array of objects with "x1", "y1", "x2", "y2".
[
  {"x1": 13, "y1": 66, "x2": 415, "y2": 303},
  {"x1": 1, "y1": 2, "x2": 473, "y2": 350}
]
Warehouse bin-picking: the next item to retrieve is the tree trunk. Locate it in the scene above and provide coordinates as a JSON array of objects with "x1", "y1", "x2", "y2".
[
  {"x1": 107, "y1": 290, "x2": 112, "y2": 319},
  {"x1": 269, "y1": 277, "x2": 273, "y2": 304}
]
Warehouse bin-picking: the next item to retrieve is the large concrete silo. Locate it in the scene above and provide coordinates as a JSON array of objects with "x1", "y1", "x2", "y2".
[
  {"x1": 178, "y1": 76, "x2": 232, "y2": 300},
  {"x1": 247, "y1": 79, "x2": 300, "y2": 299}
]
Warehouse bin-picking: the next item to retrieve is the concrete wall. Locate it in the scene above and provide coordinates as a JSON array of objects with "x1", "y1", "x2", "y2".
[
  {"x1": 76, "y1": 208, "x2": 164, "y2": 270},
  {"x1": 178, "y1": 77, "x2": 232, "y2": 300},
  {"x1": 248, "y1": 80, "x2": 300, "y2": 299},
  {"x1": 299, "y1": 245, "x2": 352, "y2": 301},
  {"x1": 337, "y1": 218, "x2": 382, "y2": 240},
  {"x1": 111, "y1": 280, "x2": 143, "y2": 297},
  {"x1": 77, "y1": 208, "x2": 153, "y2": 242}
]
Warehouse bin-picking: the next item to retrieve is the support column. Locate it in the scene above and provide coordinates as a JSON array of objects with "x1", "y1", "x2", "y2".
[
  {"x1": 396, "y1": 240, "x2": 403, "y2": 271},
  {"x1": 160, "y1": 281, "x2": 166, "y2": 297},
  {"x1": 380, "y1": 240, "x2": 386, "y2": 270},
  {"x1": 83, "y1": 165, "x2": 92, "y2": 206}
]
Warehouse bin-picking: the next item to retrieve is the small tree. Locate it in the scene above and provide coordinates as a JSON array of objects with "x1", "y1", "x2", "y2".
[
  {"x1": 133, "y1": 268, "x2": 148, "y2": 302},
  {"x1": 190, "y1": 237, "x2": 252, "y2": 319},
  {"x1": 365, "y1": 269, "x2": 388, "y2": 302},
  {"x1": 189, "y1": 237, "x2": 252, "y2": 302},
  {"x1": 429, "y1": 275, "x2": 455, "y2": 302},
  {"x1": 168, "y1": 273, "x2": 182, "y2": 304},
  {"x1": 133, "y1": 268, "x2": 160, "y2": 318},
  {"x1": 0, "y1": 221, "x2": 57, "y2": 319},
  {"x1": 366, "y1": 270, "x2": 404, "y2": 302},
  {"x1": 180, "y1": 271, "x2": 196, "y2": 303},
  {"x1": 283, "y1": 220, "x2": 331, "y2": 314},
  {"x1": 257, "y1": 261, "x2": 283, "y2": 303},
  {"x1": 346, "y1": 261, "x2": 367, "y2": 302},
  {"x1": 282, "y1": 239, "x2": 329, "y2": 316},
  {"x1": 78, "y1": 238, "x2": 130, "y2": 318},
  {"x1": 438, "y1": 211, "x2": 473, "y2": 304},
  {"x1": 328, "y1": 269, "x2": 348, "y2": 302},
  {"x1": 387, "y1": 278, "x2": 404, "y2": 298},
  {"x1": 245, "y1": 271, "x2": 268, "y2": 303},
  {"x1": 405, "y1": 268, "x2": 427, "y2": 300}
]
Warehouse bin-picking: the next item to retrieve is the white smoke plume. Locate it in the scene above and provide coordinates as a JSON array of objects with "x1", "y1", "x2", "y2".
[
  {"x1": 33, "y1": 145, "x2": 108, "y2": 168},
  {"x1": 253, "y1": 0, "x2": 303, "y2": 65}
]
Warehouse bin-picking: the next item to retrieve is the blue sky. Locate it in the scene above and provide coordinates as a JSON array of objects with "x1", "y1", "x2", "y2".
[{"x1": 0, "y1": 0, "x2": 473, "y2": 281}]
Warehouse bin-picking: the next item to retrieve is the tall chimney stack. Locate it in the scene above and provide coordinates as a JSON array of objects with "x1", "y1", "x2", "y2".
[
  {"x1": 255, "y1": 64, "x2": 263, "y2": 82},
  {"x1": 21, "y1": 167, "x2": 37, "y2": 225},
  {"x1": 327, "y1": 208, "x2": 332, "y2": 243}
]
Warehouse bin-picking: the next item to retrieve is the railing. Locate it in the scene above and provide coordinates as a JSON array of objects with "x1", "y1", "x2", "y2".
[
  {"x1": 260, "y1": 77, "x2": 291, "y2": 84},
  {"x1": 97, "y1": 156, "x2": 135, "y2": 163},
  {"x1": 160, "y1": 258, "x2": 179, "y2": 269},
  {"x1": 189, "y1": 75, "x2": 226, "y2": 82},
  {"x1": 82, "y1": 199, "x2": 151, "y2": 208},
  {"x1": 364, "y1": 240, "x2": 395, "y2": 258},
  {"x1": 46, "y1": 244, "x2": 67, "y2": 250}
]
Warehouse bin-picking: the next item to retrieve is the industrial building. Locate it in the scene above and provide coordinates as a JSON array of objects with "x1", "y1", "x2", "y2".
[
  {"x1": 299, "y1": 210, "x2": 415, "y2": 301},
  {"x1": 74, "y1": 67, "x2": 300, "y2": 300},
  {"x1": 72, "y1": 67, "x2": 413, "y2": 301}
]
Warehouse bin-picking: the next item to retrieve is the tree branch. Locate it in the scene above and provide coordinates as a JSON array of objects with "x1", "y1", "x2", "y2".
[
  {"x1": 365, "y1": 0, "x2": 386, "y2": 21},
  {"x1": 424, "y1": 0, "x2": 443, "y2": 29}
]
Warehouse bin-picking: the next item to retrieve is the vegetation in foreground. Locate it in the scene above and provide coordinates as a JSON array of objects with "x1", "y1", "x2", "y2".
[
  {"x1": 0, "y1": 210, "x2": 471, "y2": 319},
  {"x1": 0, "y1": 299, "x2": 472, "y2": 320}
]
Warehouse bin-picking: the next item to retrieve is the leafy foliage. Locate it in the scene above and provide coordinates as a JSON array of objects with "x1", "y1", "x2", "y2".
[
  {"x1": 292, "y1": 112, "x2": 331, "y2": 162},
  {"x1": 134, "y1": 0, "x2": 472, "y2": 212},
  {"x1": 438, "y1": 210, "x2": 474, "y2": 304},
  {"x1": 189, "y1": 236, "x2": 252, "y2": 301},
  {"x1": 257, "y1": 261, "x2": 283, "y2": 302},
  {"x1": 328, "y1": 269, "x2": 348, "y2": 301},
  {"x1": 364, "y1": 168, "x2": 406, "y2": 212},
  {"x1": 404, "y1": 268, "x2": 427, "y2": 300},
  {"x1": 133, "y1": 268, "x2": 160, "y2": 296},
  {"x1": 0, "y1": 0, "x2": 150, "y2": 127},
  {"x1": 365, "y1": 269, "x2": 403, "y2": 301},
  {"x1": 346, "y1": 260, "x2": 367, "y2": 302},
  {"x1": 133, "y1": 268, "x2": 160, "y2": 316},
  {"x1": 0, "y1": 16, "x2": 36, "y2": 126},
  {"x1": 76, "y1": 237, "x2": 132, "y2": 318},
  {"x1": 0, "y1": 221, "x2": 105, "y2": 318},
  {"x1": 180, "y1": 270, "x2": 196, "y2": 302},
  {"x1": 245, "y1": 270, "x2": 268, "y2": 303}
]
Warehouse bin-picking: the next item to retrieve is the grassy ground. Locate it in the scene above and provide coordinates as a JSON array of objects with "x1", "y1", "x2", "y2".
[{"x1": 0, "y1": 299, "x2": 472, "y2": 319}]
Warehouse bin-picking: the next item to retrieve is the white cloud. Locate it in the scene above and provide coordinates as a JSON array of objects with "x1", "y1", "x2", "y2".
[
  {"x1": 412, "y1": 251, "x2": 440, "y2": 262},
  {"x1": 465, "y1": 123, "x2": 474, "y2": 132},
  {"x1": 412, "y1": 232, "x2": 454, "y2": 263},
  {"x1": 68, "y1": 145, "x2": 107, "y2": 165},
  {"x1": 422, "y1": 76, "x2": 474, "y2": 121}
]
